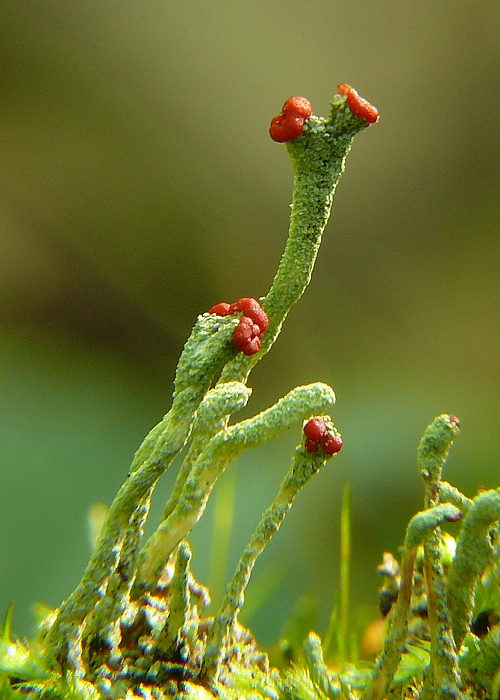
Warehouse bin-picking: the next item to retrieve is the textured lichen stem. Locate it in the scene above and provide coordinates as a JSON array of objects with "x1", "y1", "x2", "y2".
[
  {"x1": 439, "y1": 481, "x2": 473, "y2": 515},
  {"x1": 418, "y1": 415, "x2": 460, "y2": 509},
  {"x1": 417, "y1": 415, "x2": 463, "y2": 699},
  {"x1": 303, "y1": 632, "x2": 340, "y2": 699},
  {"x1": 219, "y1": 96, "x2": 368, "y2": 386},
  {"x1": 447, "y1": 488, "x2": 500, "y2": 648},
  {"x1": 46, "y1": 315, "x2": 235, "y2": 662},
  {"x1": 201, "y1": 438, "x2": 338, "y2": 681},
  {"x1": 160, "y1": 382, "x2": 251, "y2": 524},
  {"x1": 159, "y1": 541, "x2": 192, "y2": 652},
  {"x1": 82, "y1": 491, "x2": 153, "y2": 653},
  {"x1": 362, "y1": 504, "x2": 461, "y2": 700},
  {"x1": 138, "y1": 382, "x2": 336, "y2": 583}
]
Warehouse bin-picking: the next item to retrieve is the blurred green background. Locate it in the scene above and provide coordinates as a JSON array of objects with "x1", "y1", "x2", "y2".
[{"x1": 1, "y1": 2, "x2": 499, "y2": 646}]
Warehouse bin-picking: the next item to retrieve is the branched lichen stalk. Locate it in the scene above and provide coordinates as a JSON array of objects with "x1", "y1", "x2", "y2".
[
  {"x1": 439, "y1": 481, "x2": 473, "y2": 515},
  {"x1": 447, "y1": 488, "x2": 500, "y2": 649},
  {"x1": 2, "y1": 86, "x2": 383, "y2": 699},
  {"x1": 161, "y1": 381, "x2": 252, "y2": 523},
  {"x1": 219, "y1": 97, "x2": 370, "y2": 386},
  {"x1": 362, "y1": 504, "x2": 461, "y2": 700},
  {"x1": 46, "y1": 315, "x2": 235, "y2": 661},
  {"x1": 138, "y1": 382, "x2": 336, "y2": 584}
]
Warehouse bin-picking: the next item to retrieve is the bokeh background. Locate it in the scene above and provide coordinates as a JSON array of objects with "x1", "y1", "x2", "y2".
[{"x1": 1, "y1": 2, "x2": 499, "y2": 646}]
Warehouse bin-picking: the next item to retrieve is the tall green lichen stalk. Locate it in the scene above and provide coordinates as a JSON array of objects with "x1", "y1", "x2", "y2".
[{"x1": 2, "y1": 85, "x2": 500, "y2": 700}]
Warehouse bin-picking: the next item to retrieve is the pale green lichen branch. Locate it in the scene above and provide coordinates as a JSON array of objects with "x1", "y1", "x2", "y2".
[
  {"x1": 417, "y1": 414, "x2": 460, "y2": 509},
  {"x1": 46, "y1": 314, "x2": 236, "y2": 660},
  {"x1": 138, "y1": 382, "x2": 336, "y2": 583},
  {"x1": 81, "y1": 498, "x2": 150, "y2": 658},
  {"x1": 303, "y1": 632, "x2": 339, "y2": 699},
  {"x1": 161, "y1": 381, "x2": 252, "y2": 524},
  {"x1": 405, "y1": 504, "x2": 461, "y2": 551},
  {"x1": 438, "y1": 481, "x2": 473, "y2": 515},
  {"x1": 219, "y1": 96, "x2": 369, "y2": 386},
  {"x1": 417, "y1": 415, "x2": 463, "y2": 700},
  {"x1": 160, "y1": 540, "x2": 192, "y2": 652},
  {"x1": 202, "y1": 428, "x2": 340, "y2": 681},
  {"x1": 362, "y1": 504, "x2": 461, "y2": 700},
  {"x1": 447, "y1": 488, "x2": 500, "y2": 649}
]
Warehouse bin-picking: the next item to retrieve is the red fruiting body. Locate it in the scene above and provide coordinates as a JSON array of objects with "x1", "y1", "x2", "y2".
[
  {"x1": 233, "y1": 316, "x2": 259, "y2": 341},
  {"x1": 269, "y1": 96, "x2": 313, "y2": 143},
  {"x1": 209, "y1": 302, "x2": 232, "y2": 316},
  {"x1": 304, "y1": 417, "x2": 342, "y2": 456},
  {"x1": 448, "y1": 414, "x2": 460, "y2": 428},
  {"x1": 284, "y1": 96, "x2": 313, "y2": 120},
  {"x1": 269, "y1": 114, "x2": 305, "y2": 142},
  {"x1": 241, "y1": 336, "x2": 261, "y2": 355},
  {"x1": 304, "y1": 417, "x2": 328, "y2": 442},
  {"x1": 446, "y1": 510, "x2": 462, "y2": 523},
  {"x1": 321, "y1": 433, "x2": 343, "y2": 455},
  {"x1": 305, "y1": 438, "x2": 320, "y2": 453},
  {"x1": 233, "y1": 316, "x2": 262, "y2": 355},
  {"x1": 337, "y1": 83, "x2": 352, "y2": 97},
  {"x1": 230, "y1": 297, "x2": 269, "y2": 333},
  {"x1": 208, "y1": 297, "x2": 268, "y2": 355},
  {"x1": 337, "y1": 83, "x2": 379, "y2": 125}
]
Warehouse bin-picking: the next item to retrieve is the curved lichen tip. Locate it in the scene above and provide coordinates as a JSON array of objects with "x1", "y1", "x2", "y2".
[
  {"x1": 405, "y1": 503, "x2": 462, "y2": 550},
  {"x1": 417, "y1": 414, "x2": 460, "y2": 484}
]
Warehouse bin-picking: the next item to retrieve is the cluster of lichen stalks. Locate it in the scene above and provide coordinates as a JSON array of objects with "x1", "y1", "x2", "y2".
[{"x1": 2, "y1": 87, "x2": 500, "y2": 700}]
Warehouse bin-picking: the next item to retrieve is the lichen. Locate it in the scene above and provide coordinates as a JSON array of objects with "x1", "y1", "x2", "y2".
[{"x1": 2, "y1": 86, "x2": 500, "y2": 700}]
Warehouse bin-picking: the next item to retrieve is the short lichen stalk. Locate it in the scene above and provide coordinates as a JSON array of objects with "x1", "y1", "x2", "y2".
[
  {"x1": 202, "y1": 435, "x2": 340, "y2": 683},
  {"x1": 447, "y1": 489, "x2": 500, "y2": 648},
  {"x1": 137, "y1": 382, "x2": 336, "y2": 586},
  {"x1": 361, "y1": 503, "x2": 462, "y2": 700},
  {"x1": 418, "y1": 416, "x2": 464, "y2": 700}
]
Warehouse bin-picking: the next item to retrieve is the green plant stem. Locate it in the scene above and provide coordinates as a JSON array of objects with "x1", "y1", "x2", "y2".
[
  {"x1": 339, "y1": 483, "x2": 351, "y2": 667},
  {"x1": 208, "y1": 467, "x2": 237, "y2": 609},
  {"x1": 323, "y1": 482, "x2": 351, "y2": 664}
]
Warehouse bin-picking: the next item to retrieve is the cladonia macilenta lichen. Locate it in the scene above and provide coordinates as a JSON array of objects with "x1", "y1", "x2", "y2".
[{"x1": 2, "y1": 87, "x2": 500, "y2": 700}]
